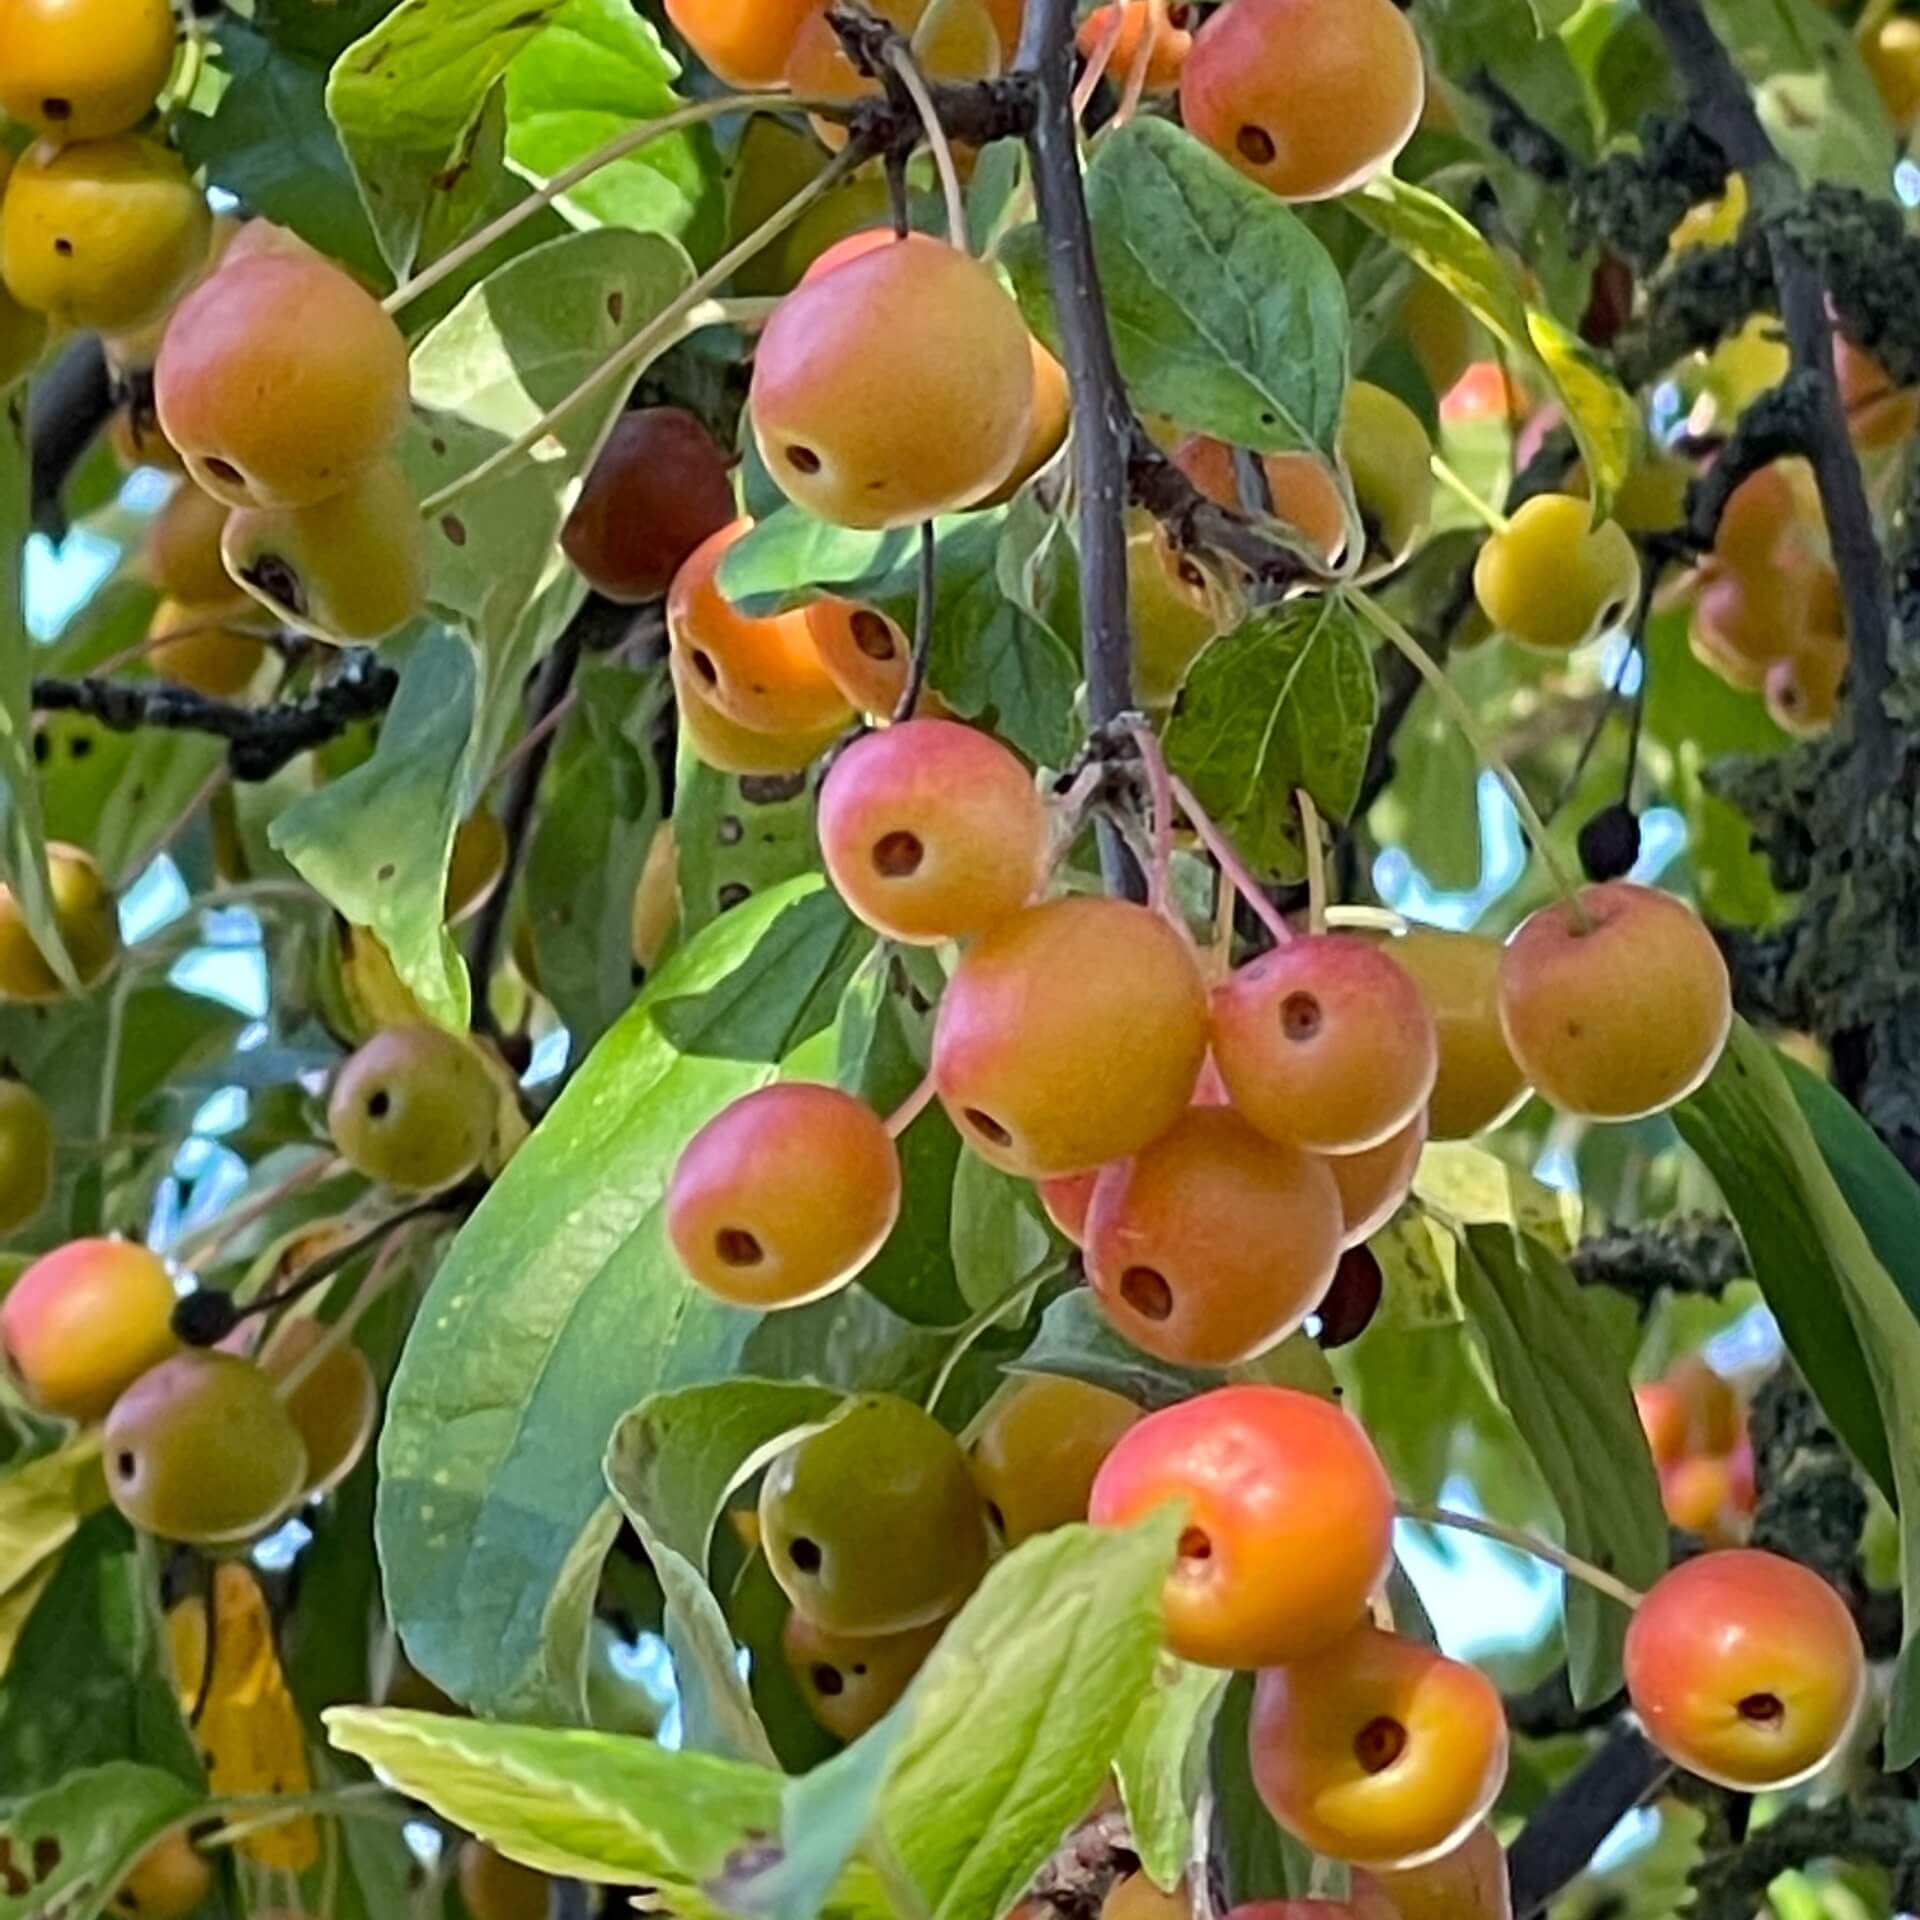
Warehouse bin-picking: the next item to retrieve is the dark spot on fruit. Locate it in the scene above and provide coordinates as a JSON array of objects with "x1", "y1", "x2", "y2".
[
  {"x1": 1354, "y1": 1715, "x2": 1407, "y2": 1773},
  {"x1": 786, "y1": 446, "x2": 822, "y2": 475},
  {"x1": 441, "y1": 515, "x2": 468, "y2": 547},
  {"x1": 1121, "y1": 1266, "x2": 1174, "y2": 1322},
  {"x1": 1237, "y1": 125, "x2": 1277, "y2": 165},
  {"x1": 963, "y1": 1108, "x2": 1011, "y2": 1147},
  {"x1": 367, "y1": 1089, "x2": 391, "y2": 1119},
  {"x1": 715, "y1": 1227, "x2": 762, "y2": 1266},
  {"x1": 872, "y1": 830, "x2": 924, "y2": 878},
  {"x1": 1281, "y1": 991, "x2": 1323, "y2": 1042},
  {"x1": 1178, "y1": 1525, "x2": 1212, "y2": 1562},
  {"x1": 52, "y1": 238, "x2": 73, "y2": 258},
  {"x1": 789, "y1": 1535, "x2": 823, "y2": 1573},
  {"x1": 205, "y1": 457, "x2": 243, "y2": 487},
  {"x1": 690, "y1": 649, "x2": 719, "y2": 686},
  {"x1": 851, "y1": 611, "x2": 897, "y2": 661},
  {"x1": 42, "y1": 98, "x2": 71, "y2": 121},
  {"x1": 810, "y1": 1662, "x2": 845, "y2": 1696},
  {"x1": 115, "y1": 1450, "x2": 136, "y2": 1481},
  {"x1": 240, "y1": 551, "x2": 308, "y2": 619},
  {"x1": 1738, "y1": 1691, "x2": 1785, "y2": 1728}
]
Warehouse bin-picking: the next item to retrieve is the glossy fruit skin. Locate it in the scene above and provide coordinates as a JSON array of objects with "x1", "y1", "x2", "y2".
[
  {"x1": 105, "y1": 1350, "x2": 307, "y2": 1543},
  {"x1": 1212, "y1": 936, "x2": 1437, "y2": 1156},
  {"x1": 969, "y1": 1374, "x2": 1141, "y2": 1543},
  {"x1": 1, "y1": 1237, "x2": 175, "y2": 1421},
  {"x1": 143, "y1": 480, "x2": 232, "y2": 605},
  {"x1": 751, "y1": 234, "x2": 1036, "y2": 529},
  {"x1": 1087, "y1": 1108, "x2": 1344, "y2": 1366},
  {"x1": 0, "y1": 0, "x2": 178, "y2": 143},
  {"x1": 1386, "y1": 929, "x2": 1527, "y2": 1139},
  {"x1": 818, "y1": 720, "x2": 1047, "y2": 944},
  {"x1": 781, "y1": 1610, "x2": 945, "y2": 1741},
  {"x1": 667, "y1": 1083, "x2": 901, "y2": 1309},
  {"x1": 1351, "y1": 1823, "x2": 1511, "y2": 1920},
  {"x1": 0, "y1": 842, "x2": 122, "y2": 1003},
  {"x1": 631, "y1": 821, "x2": 679, "y2": 971},
  {"x1": 109, "y1": 1830, "x2": 212, "y2": 1920},
  {"x1": 805, "y1": 598, "x2": 911, "y2": 716},
  {"x1": 260, "y1": 1316, "x2": 379, "y2": 1498},
  {"x1": 327, "y1": 1025, "x2": 497, "y2": 1192},
  {"x1": 1767, "y1": 634, "x2": 1846, "y2": 737},
  {"x1": 665, "y1": 0, "x2": 823, "y2": 87},
  {"x1": 1129, "y1": 515, "x2": 1244, "y2": 707},
  {"x1": 1343, "y1": 382, "x2": 1434, "y2": 575},
  {"x1": 1037, "y1": 1170, "x2": 1097, "y2": 1246},
  {"x1": 1078, "y1": 3, "x2": 1193, "y2": 90},
  {"x1": 1498, "y1": 883, "x2": 1731, "y2": 1120},
  {"x1": 1, "y1": 135, "x2": 210, "y2": 335},
  {"x1": 1474, "y1": 494, "x2": 1641, "y2": 653},
  {"x1": 760, "y1": 1394, "x2": 992, "y2": 1634},
  {"x1": 668, "y1": 521, "x2": 851, "y2": 736},
  {"x1": 1181, "y1": 0, "x2": 1423, "y2": 202},
  {"x1": 1250, "y1": 1623, "x2": 1509, "y2": 1869},
  {"x1": 977, "y1": 340, "x2": 1071, "y2": 507},
  {"x1": 1326, "y1": 1109, "x2": 1427, "y2": 1248},
  {"x1": 1090, "y1": 1385, "x2": 1395, "y2": 1668},
  {"x1": 445, "y1": 812, "x2": 509, "y2": 928},
  {"x1": 1102, "y1": 1878, "x2": 1191, "y2": 1920},
  {"x1": 1635, "y1": 1382, "x2": 1688, "y2": 1468},
  {"x1": 562, "y1": 408, "x2": 738, "y2": 603},
  {"x1": 222, "y1": 459, "x2": 428, "y2": 644},
  {"x1": 1624, "y1": 1550, "x2": 1865, "y2": 1789},
  {"x1": 932, "y1": 897, "x2": 1209, "y2": 1178},
  {"x1": 457, "y1": 1842, "x2": 550, "y2": 1920},
  {"x1": 671, "y1": 645, "x2": 845, "y2": 776},
  {"x1": 156, "y1": 254, "x2": 411, "y2": 510},
  {"x1": 0, "y1": 1078, "x2": 54, "y2": 1235},
  {"x1": 147, "y1": 597, "x2": 267, "y2": 699}
]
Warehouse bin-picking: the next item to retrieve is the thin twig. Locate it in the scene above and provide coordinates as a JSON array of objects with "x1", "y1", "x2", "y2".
[
  {"x1": 1296, "y1": 788, "x2": 1328, "y2": 935},
  {"x1": 892, "y1": 521, "x2": 939, "y2": 726},
  {"x1": 1128, "y1": 722, "x2": 1174, "y2": 913},
  {"x1": 1399, "y1": 1502, "x2": 1648, "y2": 1611},
  {"x1": 885, "y1": 44, "x2": 968, "y2": 249},
  {"x1": 887, "y1": 1068, "x2": 939, "y2": 1138},
  {"x1": 1170, "y1": 773, "x2": 1294, "y2": 948}
]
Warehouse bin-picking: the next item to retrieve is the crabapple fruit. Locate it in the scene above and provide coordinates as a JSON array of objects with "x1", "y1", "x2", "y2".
[
  {"x1": 327, "y1": 1025, "x2": 497, "y2": 1192},
  {"x1": 671, "y1": 645, "x2": 846, "y2": 776},
  {"x1": 146, "y1": 598, "x2": 266, "y2": 699},
  {"x1": 0, "y1": 842, "x2": 122, "y2": 1002},
  {"x1": 2, "y1": 1236, "x2": 176, "y2": 1421},
  {"x1": 0, "y1": 0, "x2": 177, "y2": 143},
  {"x1": 0, "y1": 1077, "x2": 53, "y2": 1234},
  {"x1": 664, "y1": 0, "x2": 824, "y2": 88},
  {"x1": 968, "y1": 1374, "x2": 1141, "y2": 1544},
  {"x1": 1385, "y1": 928, "x2": 1528, "y2": 1139},
  {"x1": 1325, "y1": 1109, "x2": 1427, "y2": 1248},
  {"x1": 781, "y1": 1610, "x2": 945, "y2": 1741},
  {"x1": 1472, "y1": 494, "x2": 1641, "y2": 653},
  {"x1": 260, "y1": 1317, "x2": 380, "y2": 1499},
  {"x1": 804, "y1": 599, "x2": 911, "y2": 717}
]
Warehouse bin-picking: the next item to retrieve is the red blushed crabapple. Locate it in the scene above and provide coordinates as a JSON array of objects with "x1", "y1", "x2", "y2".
[
  {"x1": 1250, "y1": 1622, "x2": 1509, "y2": 1869},
  {"x1": 1350, "y1": 1822, "x2": 1511, "y2": 1920},
  {"x1": 1078, "y1": 4, "x2": 1196, "y2": 92},
  {"x1": 817, "y1": 719, "x2": 1048, "y2": 945},
  {"x1": 932, "y1": 897, "x2": 1209, "y2": 1178},
  {"x1": 1181, "y1": 0, "x2": 1423, "y2": 203},
  {"x1": 782, "y1": 1609, "x2": 946, "y2": 1741},
  {"x1": 1211, "y1": 935, "x2": 1438, "y2": 1155},
  {"x1": 663, "y1": 0, "x2": 824, "y2": 88},
  {"x1": 1624, "y1": 1549, "x2": 1866, "y2": 1790},
  {"x1": 750, "y1": 233, "x2": 1036, "y2": 529},
  {"x1": 1497, "y1": 882, "x2": 1731, "y2": 1120},
  {"x1": 1086, "y1": 1107, "x2": 1344, "y2": 1367},
  {"x1": 969, "y1": 1375, "x2": 1141, "y2": 1544},
  {"x1": 1325, "y1": 1108, "x2": 1428, "y2": 1248},
  {"x1": 1037, "y1": 1171, "x2": 1097, "y2": 1246},
  {"x1": 667, "y1": 1083, "x2": 901, "y2": 1309},
  {"x1": 155, "y1": 252, "x2": 411, "y2": 510},
  {"x1": 1384, "y1": 928, "x2": 1528, "y2": 1139},
  {"x1": 1667, "y1": 1353, "x2": 1741, "y2": 1455},
  {"x1": 2, "y1": 1236, "x2": 178, "y2": 1422},
  {"x1": 671, "y1": 647, "x2": 846, "y2": 777},
  {"x1": 805, "y1": 599, "x2": 911, "y2": 717},
  {"x1": 1635, "y1": 1382, "x2": 1688, "y2": 1469},
  {"x1": 562, "y1": 407, "x2": 738, "y2": 604},
  {"x1": 1089, "y1": 1384, "x2": 1395, "y2": 1668},
  {"x1": 667, "y1": 521, "x2": 852, "y2": 737}
]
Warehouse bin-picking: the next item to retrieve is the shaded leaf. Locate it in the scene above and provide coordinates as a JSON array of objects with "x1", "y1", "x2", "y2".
[
  {"x1": 1010, "y1": 1289, "x2": 1222, "y2": 1410},
  {"x1": 0, "y1": 1764, "x2": 199, "y2": 1920},
  {"x1": 1114, "y1": 1660, "x2": 1225, "y2": 1891}
]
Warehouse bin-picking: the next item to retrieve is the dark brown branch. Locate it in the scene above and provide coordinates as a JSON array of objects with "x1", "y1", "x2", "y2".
[
  {"x1": 1568, "y1": 1217, "x2": 1748, "y2": 1305},
  {"x1": 1507, "y1": 1724, "x2": 1674, "y2": 1917},
  {"x1": 33, "y1": 649, "x2": 399, "y2": 781},
  {"x1": 1643, "y1": 0, "x2": 1896, "y2": 791},
  {"x1": 27, "y1": 335, "x2": 114, "y2": 540}
]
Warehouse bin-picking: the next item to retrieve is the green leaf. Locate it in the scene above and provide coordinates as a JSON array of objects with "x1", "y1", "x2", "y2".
[
  {"x1": 606, "y1": 1381, "x2": 845, "y2": 1572},
  {"x1": 654, "y1": 891, "x2": 872, "y2": 1064},
  {"x1": 674, "y1": 759, "x2": 824, "y2": 942},
  {"x1": 503, "y1": 0, "x2": 723, "y2": 260},
  {"x1": 1416, "y1": 1142, "x2": 1581, "y2": 1253},
  {"x1": 0, "y1": 391, "x2": 75, "y2": 993},
  {"x1": 180, "y1": 20, "x2": 386, "y2": 285},
  {"x1": 646, "y1": 1532, "x2": 778, "y2": 1765},
  {"x1": 270, "y1": 628, "x2": 477, "y2": 1031},
  {"x1": 1675, "y1": 1023, "x2": 1920, "y2": 1762},
  {"x1": 731, "y1": 1549, "x2": 841, "y2": 1774},
  {"x1": 1011, "y1": 1290, "x2": 1222, "y2": 1411},
  {"x1": 0, "y1": 1433, "x2": 104, "y2": 1638},
  {"x1": 717, "y1": 515, "x2": 927, "y2": 616},
  {"x1": 879, "y1": 1512, "x2": 1181, "y2": 1919},
  {"x1": 1453, "y1": 1227, "x2": 1666, "y2": 1704},
  {"x1": 327, "y1": 0, "x2": 568, "y2": 277},
  {"x1": 949, "y1": 1157, "x2": 1052, "y2": 1316},
  {"x1": 1076, "y1": 119, "x2": 1348, "y2": 455},
  {"x1": 0, "y1": 1510, "x2": 200, "y2": 1793},
  {"x1": 1162, "y1": 599, "x2": 1378, "y2": 886},
  {"x1": 379, "y1": 881, "x2": 843, "y2": 1723},
  {"x1": 401, "y1": 227, "x2": 694, "y2": 671},
  {"x1": 0, "y1": 1764, "x2": 200, "y2": 1920},
  {"x1": 1345, "y1": 177, "x2": 1638, "y2": 505},
  {"x1": 1114, "y1": 1660, "x2": 1225, "y2": 1892},
  {"x1": 1205, "y1": 1673, "x2": 1313, "y2": 1904},
  {"x1": 325, "y1": 1707, "x2": 783, "y2": 1910}
]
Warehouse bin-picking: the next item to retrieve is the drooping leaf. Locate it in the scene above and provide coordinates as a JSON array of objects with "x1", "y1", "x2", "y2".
[
  {"x1": 270, "y1": 628, "x2": 478, "y2": 1032},
  {"x1": 1206, "y1": 1673, "x2": 1314, "y2": 1905},
  {"x1": 1114, "y1": 1659, "x2": 1226, "y2": 1891},
  {"x1": 0, "y1": 1764, "x2": 200, "y2": 1920},
  {"x1": 1453, "y1": 1227, "x2": 1666, "y2": 1704},
  {"x1": 1010, "y1": 1289, "x2": 1223, "y2": 1410},
  {"x1": 1162, "y1": 599, "x2": 1378, "y2": 886},
  {"x1": 378, "y1": 880, "x2": 847, "y2": 1723},
  {"x1": 503, "y1": 0, "x2": 723, "y2": 259},
  {"x1": 0, "y1": 1431, "x2": 105, "y2": 1644},
  {"x1": 327, "y1": 0, "x2": 568, "y2": 276},
  {"x1": 1675, "y1": 1023, "x2": 1920, "y2": 1763},
  {"x1": 949, "y1": 1156, "x2": 1053, "y2": 1316}
]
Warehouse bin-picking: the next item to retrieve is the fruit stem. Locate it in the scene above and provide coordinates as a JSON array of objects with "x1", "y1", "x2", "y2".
[
  {"x1": 268, "y1": 1222, "x2": 421, "y2": 1404},
  {"x1": 1429, "y1": 454, "x2": 1511, "y2": 536},
  {"x1": 381, "y1": 93, "x2": 836, "y2": 318},
  {"x1": 1071, "y1": 7, "x2": 1125, "y2": 117},
  {"x1": 925, "y1": 1264, "x2": 1060, "y2": 1416},
  {"x1": 885, "y1": 44, "x2": 969, "y2": 251},
  {"x1": 1169, "y1": 773, "x2": 1295, "y2": 948},
  {"x1": 1297, "y1": 787, "x2": 1328, "y2": 936},
  {"x1": 1127, "y1": 722, "x2": 1176, "y2": 914},
  {"x1": 1109, "y1": 0, "x2": 1164, "y2": 125},
  {"x1": 169, "y1": 1151, "x2": 346, "y2": 1268},
  {"x1": 1399, "y1": 1502, "x2": 1646, "y2": 1611},
  {"x1": 1347, "y1": 589, "x2": 1592, "y2": 923},
  {"x1": 886, "y1": 1067, "x2": 940, "y2": 1139},
  {"x1": 891, "y1": 520, "x2": 939, "y2": 724},
  {"x1": 486, "y1": 689, "x2": 580, "y2": 792},
  {"x1": 415, "y1": 152, "x2": 864, "y2": 518}
]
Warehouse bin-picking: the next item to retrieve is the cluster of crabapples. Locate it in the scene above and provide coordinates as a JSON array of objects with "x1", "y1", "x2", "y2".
[
  {"x1": 0, "y1": 0, "x2": 429, "y2": 679},
  {"x1": 1638, "y1": 1352, "x2": 1758, "y2": 1547}
]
